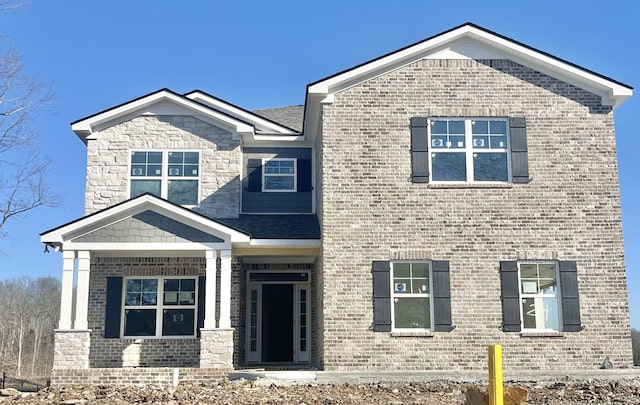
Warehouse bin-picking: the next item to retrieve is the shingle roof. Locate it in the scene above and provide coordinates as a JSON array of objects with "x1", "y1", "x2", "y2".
[
  {"x1": 252, "y1": 106, "x2": 304, "y2": 132},
  {"x1": 212, "y1": 214, "x2": 320, "y2": 239}
]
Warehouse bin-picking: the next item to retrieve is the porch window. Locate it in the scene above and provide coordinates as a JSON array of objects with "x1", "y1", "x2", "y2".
[{"x1": 122, "y1": 277, "x2": 197, "y2": 338}]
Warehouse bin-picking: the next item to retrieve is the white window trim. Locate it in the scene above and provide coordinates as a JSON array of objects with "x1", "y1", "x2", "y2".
[
  {"x1": 517, "y1": 261, "x2": 563, "y2": 332},
  {"x1": 427, "y1": 118, "x2": 511, "y2": 184},
  {"x1": 129, "y1": 150, "x2": 201, "y2": 207},
  {"x1": 121, "y1": 276, "x2": 199, "y2": 339},
  {"x1": 261, "y1": 158, "x2": 297, "y2": 192},
  {"x1": 390, "y1": 261, "x2": 434, "y2": 332}
]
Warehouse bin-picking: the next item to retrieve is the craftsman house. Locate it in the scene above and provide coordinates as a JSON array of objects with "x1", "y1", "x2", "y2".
[{"x1": 41, "y1": 23, "x2": 634, "y2": 385}]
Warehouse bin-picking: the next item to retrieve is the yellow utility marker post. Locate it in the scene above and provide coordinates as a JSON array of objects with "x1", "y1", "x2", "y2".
[{"x1": 488, "y1": 344, "x2": 503, "y2": 405}]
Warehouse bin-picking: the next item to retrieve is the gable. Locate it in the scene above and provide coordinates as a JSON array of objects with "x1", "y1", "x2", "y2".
[
  {"x1": 71, "y1": 210, "x2": 224, "y2": 244},
  {"x1": 71, "y1": 89, "x2": 255, "y2": 143},
  {"x1": 41, "y1": 194, "x2": 250, "y2": 251},
  {"x1": 307, "y1": 23, "x2": 631, "y2": 106}
]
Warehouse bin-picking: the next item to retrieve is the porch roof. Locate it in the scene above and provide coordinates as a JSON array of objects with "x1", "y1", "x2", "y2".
[{"x1": 213, "y1": 214, "x2": 320, "y2": 240}]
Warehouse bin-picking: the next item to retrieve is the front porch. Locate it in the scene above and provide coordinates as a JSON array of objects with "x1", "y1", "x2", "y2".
[{"x1": 40, "y1": 195, "x2": 321, "y2": 385}]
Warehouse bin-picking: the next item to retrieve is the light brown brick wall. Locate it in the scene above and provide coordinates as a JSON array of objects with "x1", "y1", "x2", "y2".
[
  {"x1": 85, "y1": 115, "x2": 241, "y2": 218},
  {"x1": 87, "y1": 257, "x2": 242, "y2": 368},
  {"x1": 318, "y1": 59, "x2": 632, "y2": 370},
  {"x1": 50, "y1": 367, "x2": 227, "y2": 387}
]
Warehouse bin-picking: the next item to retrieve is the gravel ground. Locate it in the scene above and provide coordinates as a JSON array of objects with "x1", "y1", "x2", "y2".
[{"x1": 3, "y1": 379, "x2": 640, "y2": 405}]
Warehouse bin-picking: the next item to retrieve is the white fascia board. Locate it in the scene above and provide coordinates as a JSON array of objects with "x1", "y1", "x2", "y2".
[
  {"x1": 242, "y1": 133, "x2": 305, "y2": 144},
  {"x1": 301, "y1": 93, "x2": 324, "y2": 146},
  {"x1": 307, "y1": 28, "x2": 470, "y2": 96},
  {"x1": 248, "y1": 239, "x2": 321, "y2": 247},
  {"x1": 467, "y1": 28, "x2": 632, "y2": 108},
  {"x1": 72, "y1": 90, "x2": 255, "y2": 138},
  {"x1": 307, "y1": 25, "x2": 632, "y2": 108},
  {"x1": 62, "y1": 242, "x2": 229, "y2": 252},
  {"x1": 240, "y1": 138, "x2": 313, "y2": 149},
  {"x1": 185, "y1": 91, "x2": 298, "y2": 135}
]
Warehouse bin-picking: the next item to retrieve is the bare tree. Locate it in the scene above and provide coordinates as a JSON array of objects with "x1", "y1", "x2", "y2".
[
  {"x1": 0, "y1": 276, "x2": 60, "y2": 377},
  {"x1": 632, "y1": 328, "x2": 640, "y2": 366},
  {"x1": 0, "y1": 1, "x2": 57, "y2": 236},
  {"x1": 29, "y1": 277, "x2": 59, "y2": 375}
]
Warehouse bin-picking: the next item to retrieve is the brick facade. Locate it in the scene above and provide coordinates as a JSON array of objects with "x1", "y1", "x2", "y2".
[
  {"x1": 86, "y1": 257, "x2": 242, "y2": 369},
  {"x1": 318, "y1": 59, "x2": 632, "y2": 370}
]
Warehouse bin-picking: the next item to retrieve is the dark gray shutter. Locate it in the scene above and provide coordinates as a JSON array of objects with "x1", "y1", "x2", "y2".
[
  {"x1": 432, "y1": 260, "x2": 453, "y2": 332},
  {"x1": 499, "y1": 261, "x2": 521, "y2": 332},
  {"x1": 410, "y1": 117, "x2": 429, "y2": 183},
  {"x1": 297, "y1": 158, "x2": 312, "y2": 192},
  {"x1": 509, "y1": 117, "x2": 530, "y2": 183},
  {"x1": 197, "y1": 276, "x2": 206, "y2": 336},
  {"x1": 247, "y1": 159, "x2": 262, "y2": 192},
  {"x1": 559, "y1": 261, "x2": 582, "y2": 332},
  {"x1": 372, "y1": 261, "x2": 391, "y2": 332},
  {"x1": 104, "y1": 277, "x2": 123, "y2": 338}
]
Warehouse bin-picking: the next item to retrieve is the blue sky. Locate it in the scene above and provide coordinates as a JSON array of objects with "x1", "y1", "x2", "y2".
[{"x1": 0, "y1": 1, "x2": 638, "y2": 328}]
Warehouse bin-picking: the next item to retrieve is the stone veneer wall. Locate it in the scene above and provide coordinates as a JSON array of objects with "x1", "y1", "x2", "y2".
[
  {"x1": 88, "y1": 257, "x2": 241, "y2": 369},
  {"x1": 53, "y1": 331, "x2": 90, "y2": 369},
  {"x1": 84, "y1": 115, "x2": 241, "y2": 218},
  {"x1": 200, "y1": 329, "x2": 234, "y2": 369},
  {"x1": 319, "y1": 59, "x2": 632, "y2": 370}
]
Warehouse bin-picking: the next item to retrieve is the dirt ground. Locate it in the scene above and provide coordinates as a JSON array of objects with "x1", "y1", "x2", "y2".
[{"x1": 2, "y1": 379, "x2": 640, "y2": 404}]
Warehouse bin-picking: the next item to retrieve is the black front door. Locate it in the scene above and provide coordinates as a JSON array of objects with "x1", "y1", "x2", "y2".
[{"x1": 261, "y1": 284, "x2": 294, "y2": 362}]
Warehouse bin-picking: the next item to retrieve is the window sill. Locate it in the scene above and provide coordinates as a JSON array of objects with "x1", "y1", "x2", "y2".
[
  {"x1": 519, "y1": 331, "x2": 564, "y2": 338},
  {"x1": 428, "y1": 183, "x2": 513, "y2": 189},
  {"x1": 120, "y1": 336, "x2": 198, "y2": 340},
  {"x1": 391, "y1": 331, "x2": 434, "y2": 337}
]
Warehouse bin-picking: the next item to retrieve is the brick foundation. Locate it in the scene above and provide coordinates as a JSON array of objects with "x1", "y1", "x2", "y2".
[{"x1": 50, "y1": 367, "x2": 228, "y2": 387}]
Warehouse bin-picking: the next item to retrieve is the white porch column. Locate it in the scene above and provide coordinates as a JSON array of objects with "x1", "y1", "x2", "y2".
[
  {"x1": 74, "y1": 251, "x2": 91, "y2": 330},
  {"x1": 203, "y1": 249, "x2": 218, "y2": 329},
  {"x1": 58, "y1": 250, "x2": 75, "y2": 330},
  {"x1": 218, "y1": 249, "x2": 232, "y2": 329}
]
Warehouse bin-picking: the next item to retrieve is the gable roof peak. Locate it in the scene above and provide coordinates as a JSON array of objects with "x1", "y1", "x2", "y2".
[
  {"x1": 307, "y1": 23, "x2": 632, "y2": 109},
  {"x1": 71, "y1": 88, "x2": 255, "y2": 142}
]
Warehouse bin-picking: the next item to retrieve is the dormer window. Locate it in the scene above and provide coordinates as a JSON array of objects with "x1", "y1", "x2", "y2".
[{"x1": 130, "y1": 151, "x2": 200, "y2": 205}]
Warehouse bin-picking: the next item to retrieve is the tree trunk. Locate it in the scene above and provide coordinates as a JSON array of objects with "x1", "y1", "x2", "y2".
[{"x1": 16, "y1": 318, "x2": 23, "y2": 377}]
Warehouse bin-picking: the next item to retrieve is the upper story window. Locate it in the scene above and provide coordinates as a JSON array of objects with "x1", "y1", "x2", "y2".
[
  {"x1": 130, "y1": 151, "x2": 200, "y2": 205},
  {"x1": 262, "y1": 158, "x2": 297, "y2": 192},
  {"x1": 391, "y1": 262, "x2": 432, "y2": 331},
  {"x1": 429, "y1": 119, "x2": 509, "y2": 182},
  {"x1": 410, "y1": 117, "x2": 530, "y2": 185},
  {"x1": 122, "y1": 277, "x2": 197, "y2": 338}
]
